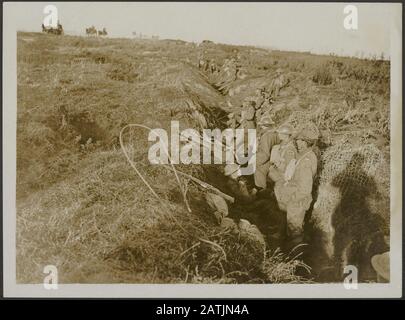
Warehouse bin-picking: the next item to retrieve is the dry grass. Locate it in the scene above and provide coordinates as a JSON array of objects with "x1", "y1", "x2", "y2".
[{"x1": 312, "y1": 64, "x2": 333, "y2": 85}]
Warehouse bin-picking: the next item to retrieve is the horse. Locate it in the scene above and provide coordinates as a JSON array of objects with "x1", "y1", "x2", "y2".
[
  {"x1": 42, "y1": 23, "x2": 64, "y2": 35},
  {"x1": 86, "y1": 26, "x2": 97, "y2": 36},
  {"x1": 97, "y1": 28, "x2": 107, "y2": 37}
]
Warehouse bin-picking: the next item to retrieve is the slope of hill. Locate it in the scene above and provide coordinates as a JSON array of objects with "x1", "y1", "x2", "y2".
[{"x1": 16, "y1": 32, "x2": 390, "y2": 283}]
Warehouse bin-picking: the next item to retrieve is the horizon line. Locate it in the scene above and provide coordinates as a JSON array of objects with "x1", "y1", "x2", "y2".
[{"x1": 17, "y1": 29, "x2": 391, "y2": 62}]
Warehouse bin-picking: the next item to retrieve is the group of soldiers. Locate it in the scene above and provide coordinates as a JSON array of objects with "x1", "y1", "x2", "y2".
[
  {"x1": 198, "y1": 56, "x2": 311, "y2": 245},
  {"x1": 225, "y1": 90, "x2": 320, "y2": 246},
  {"x1": 220, "y1": 57, "x2": 246, "y2": 81},
  {"x1": 198, "y1": 56, "x2": 247, "y2": 83},
  {"x1": 226, "y1": 87, "x2": 274, "y2": 134},
  {"x1": 256, "y1": 121, "x2": 319, "y2": 245},
  {"x1": 198, "y1": 54, "x2": 288, "y2": 99},
  {"x1": 198, "y1": 58, "x2": 219, "y2": 74}
]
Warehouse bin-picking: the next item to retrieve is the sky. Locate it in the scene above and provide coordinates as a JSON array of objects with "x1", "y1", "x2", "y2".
[{"x1": 7, "y1": 2, "x2": 401, "y2": 59}]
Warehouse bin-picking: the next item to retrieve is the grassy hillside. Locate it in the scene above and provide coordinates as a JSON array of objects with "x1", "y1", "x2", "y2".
[{"x1": 17, "y1": 32, "x2": 390, "y2": 283}]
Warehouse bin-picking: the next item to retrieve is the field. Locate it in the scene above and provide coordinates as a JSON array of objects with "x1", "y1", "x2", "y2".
[{"x1": 17, "y1": 32, "x2": 390, "y2": 283}]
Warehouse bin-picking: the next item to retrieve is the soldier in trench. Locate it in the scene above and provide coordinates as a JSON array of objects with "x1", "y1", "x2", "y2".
[
  {"x1": 273, "y1": 126, "x2": 319, "y2": 247},
  {"x1": 270, "y1": 68, "x2": 289, "y2": 97},
  {"x1": 252, "y1": 115, "x2": 280, "y2": 193},
  {"x1": 265, "y1": 124, "x2": 297, "y2": 192}
]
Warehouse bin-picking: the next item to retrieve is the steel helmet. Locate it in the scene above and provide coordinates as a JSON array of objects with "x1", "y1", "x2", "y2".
[
  {"x1": 295, "y1": 123, "x2": 319, "y2": 141},
  {"x1": 258, "y1": 115, "x2": 275, "y2": 127},
  {"x1": 276, "y1": 124, "x2": 294, "y2": 135}
]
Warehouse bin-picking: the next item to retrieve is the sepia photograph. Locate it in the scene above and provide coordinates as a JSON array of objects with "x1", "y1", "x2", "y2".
[{"x1": 2, "y1": 1, "x2": 402, "y2": 298}]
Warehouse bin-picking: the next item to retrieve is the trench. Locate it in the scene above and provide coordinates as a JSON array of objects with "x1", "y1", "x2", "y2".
[
  {"x1": 196, "y1": 106, "x2": 385, "y2": 283},
  {"x1": 192, "y1": 63, "x2": 386, "y2": 283},
  {"x1": 192, "y1": 68, "x2": 322, "y2": 281},
  {"x1": 198, "y1": 131, "x2": 322, "y2": 282},
  {"x1": 195, "y1": 122, "x2": 351, "y2": 282}
]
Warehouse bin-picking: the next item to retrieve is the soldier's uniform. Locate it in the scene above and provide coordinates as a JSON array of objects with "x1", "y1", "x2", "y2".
[
  {"x1": 198, "y1": 59, "x2": 204, "y2": 69},
  {"x1": 260, "y1": 92, "x2": 272, "y2": 115},
  {"x1": 209, "y1": 60, "x2": 217, "y2": 73},
  {"x1": 254, "y1": 91, "x2": 265, "y2": 108},
  {"x1": 240, "y1": 102, "x2": 256, "y2": 129},
  {"x1": 268, "y1": 140, "x2": 297, "y2": 183},
  {"x1": 271, "y1": 69, "x2": 285, "y2": 97},
  {"x1": 274, "y1": 127, "x2": 319, "y2": 242},
  {"x1": 226, "y1": 113, "x2": 238, "y2": 129},
  {"x1": 253, "y1": 115, "x2": 279, "y2": 189},
  {"x1": 254, "y1": 89, "x2": 273, "y2": 124},
  {"x1": 253, "y1": 94, "x2": 265, "y2": 121},
  {"x1": 267, "y1": 124, "x2": 297, "y2": 184},
  {"x1": 275, "y1": 149, "x2": 317, "y2": 238},
  {"x1": 235, "y1": 102, "x2": 255, "y2": 157},
  {"x1": 254, "y1": 130, "x2": 280, "y2": 189}
]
